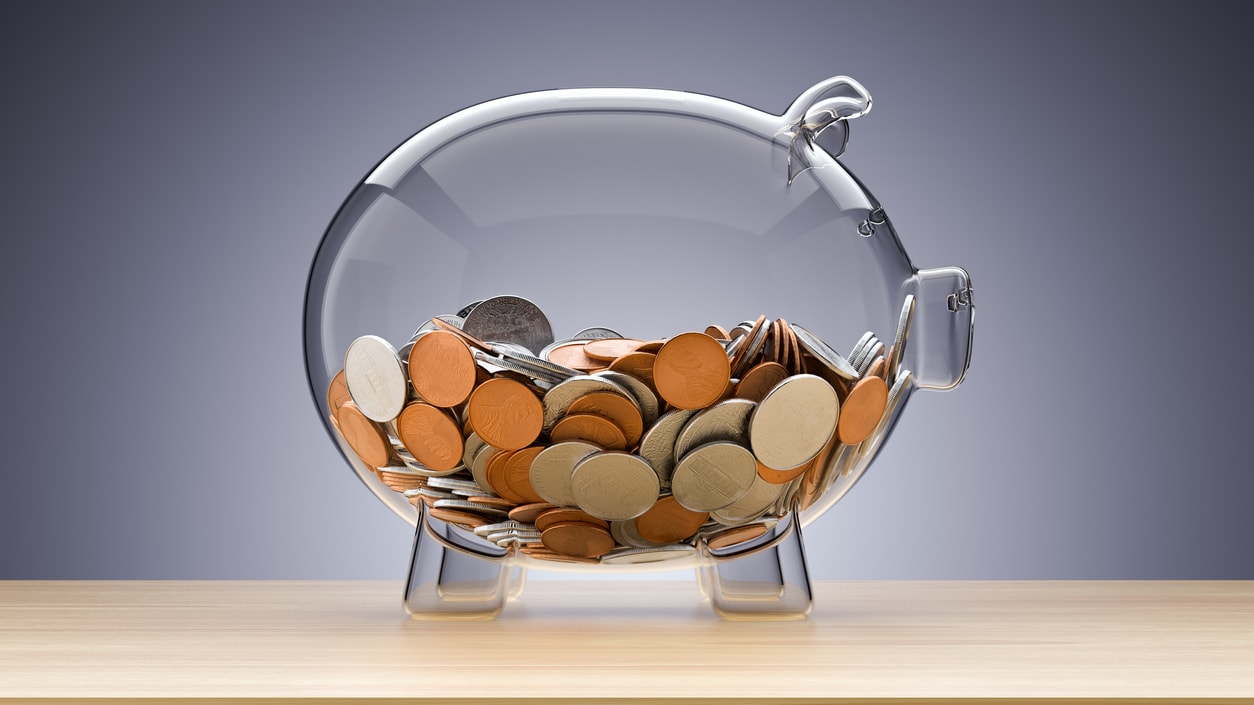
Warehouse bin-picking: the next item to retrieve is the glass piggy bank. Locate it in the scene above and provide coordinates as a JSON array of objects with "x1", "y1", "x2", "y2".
[{"x1": 303, "y1": 76, "x2": 974, "y2": 620}]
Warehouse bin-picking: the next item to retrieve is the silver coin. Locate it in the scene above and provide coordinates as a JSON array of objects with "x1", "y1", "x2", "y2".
[
  {"x1": 848, "y1": 331, "x2": 876, "y2": 365},
  {"x1": 450, "y1": 487, "x2": 492, "y2": 497},
  {"x1": 637, "y1": 408, "x2": 698, "y2": 488},
  {"x1": 461, "y1": 432, "x2": 488, "y2": 471},
  {"x1": 610, "y1": 518, "x2": 666, "y2": 549},
  {"x1": 488, "y1": 342, "x2": 581, "y2": 379},
  {"x1": 542, "y1": 375, "x2": 633, "y2": 432},
  {"x1": 670, "y1": 441, "x2": 757, "y2": 512},
  {"x1": 473, "y1": 349, "x2": 567, "y2": 386},
  {"x1": 591, "y1": 370, "x2": 660, "y2": 428},
  {"x1": 673, "y1": 398, "x2": 756, "y2": 462},
  {"x1": 529, "y1": 441, "x2": 601, "y2": 508},
  {"x1": 411, "y1": 315, "x2": 466, "y2": 341},
  {"x1": 710, "y1": 473, "x2": 787, "y2": 526},
  {"x1": 474, "y1": 520, "x2": 526, "y2": 537},
  {"x1": 855, "y1": 368, "x2": 915, "y2": 468},
  {"x1": 344, "y1": 335, "x2": 408, "y2": 422},
  {"x1": 400, "y1": 458, "x2": 465, "y2": 478},
  {"x1": 416, "y1": 487, "x2": 458, "y2": 501},
  {"x1": 749, "y1": 374, "x2": 840, "y2": 471},
  {"x1": 461, "y1": 295, "x2": 554, "y2": 355},
  {"x1": 488, "y1": 530, "x2": 542, "y2": 544},
  {"x1": 572, "y1": 327, "x2": 622, "y2": 340},
  {"x1": 537, "y1": 337, "x2": 590, "y2": 363},
  {"x1": 848, "y1": 334, "x2": 878, "y2": 373},
  {"x1": 855, "y1": 341, "x2": 885, "y2": 377},
  {"x1": 433, "y1": 499, "x2": 509, "y2": 518},
  {"x1": 887, "y1": 295, "x2": 916, "y2": 384},
  {"x1": 470, "y1": 443, "x2": 500, "y2": 495},
  {"x1": 600, "y1": 544, "x2": 697, "y2": 565},
  {"x1": 570, "y1": 452, "x2": 660, "y2": 521},
  {"x1": 731, "y1": 319, "x2": 772, "y2": 379},
  {"x1": 426, "y1": 476, "x2": 485, "y2": 492},
  {"x1": 455, "y1": 300, "x2": 484, "y2": 318}
]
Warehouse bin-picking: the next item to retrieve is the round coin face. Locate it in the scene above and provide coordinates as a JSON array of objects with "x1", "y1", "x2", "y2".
[
  {"x1": 567, "y1": 391, "x2": 644, "y2": 447},
  {"x1": 749, "y1": 374, "x2": 839, "y2": 471},
  {"x1": 407, "y1": 330, "x2": 477, "y2": 408},
  {"x1": 836, "y1": 375, "x2": 889, "y2": 445},
  {"x1": 634, "y1": 495, "x2": 708, "y2": 544},
  {"x1": 460, "y1": 295, "x2": 554, "y2": 355},
  {"x1": 396, "y1": 402, "x2": 464, "y2": 471},
  {"x1": 344, "y1": 335, "x2": 408, "y2": 422},
  {"x1": 582, "y1": 338, "x2": 645, "y2": 362},
  {"x1": 673, "y1": 398, "x2": 756, "y2": 461},
  {"x1": 542, "y1": 375, "x2": 634, "y2": 431},
  {"x1": 570, "y1": 452, "x2": 660, "y2": 521},
  {"x1": 467, "y1": 378, "x2": 543, "y2": 451},
  {"x1": 735, "y1": 362, "x2": 789, "y2": 404},
  {"x1": 670, "y1": 441, "x2": 757, "y2": 512},
  {"x1": 335, "y1": 401, "x2": 391, "y2": 468},
  {"x1": 326, "y1": 369, "x2": 352, "y2": 412},
  {"x1": 544, "y1": 341, "x2": 602, "y2": 372},
  {"x1": 550, "y1": 413, "x2": 628, "y2": 450},
  {"x1": 637, "y1": 408, "x2": 697, "y2": 487},
  {"x1": 529, "y1": 441, "x2": 601, "y2": 508},
  {"x1": 540, "y1": 521, "x2": 615, "y2": 558},
  {"x1": 654, "y1": 332, "x2": 732, "y2": 410},
  {"x1": 709, "y1": 472, "x2": 786, "y2": 525}
]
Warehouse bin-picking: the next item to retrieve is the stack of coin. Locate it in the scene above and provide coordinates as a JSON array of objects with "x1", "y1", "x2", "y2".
[{"x1": 327, "y1": 294, "x2": 917, "y2": 563}]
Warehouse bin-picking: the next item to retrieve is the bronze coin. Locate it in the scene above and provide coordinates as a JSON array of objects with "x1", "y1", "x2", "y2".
[
  {"x1": 428, "y1": 507, "x2": 489, "y2": 528},
  {"x1": 550, "y1": 413, "x2": 628, "y2": 450},
  {"x1": 866, "y1": 355, "x2": 886, "y2": 380},
  {"x1": 377, "y1": 470, "x2": 427, "y2": 493},
  {"x1": 567, "y1": 392, "x2": 644, "y2": 447},
  {"x1": 704, "y1": 324, "x2": 729, "y2": 340},
  {"x1": 508, "y1": 502, "x2": 556, "y2": 523},
  {"x1": 635, "y1": 340, "x2": 666, "y2": 354},
  {"x1": 396, "y1": 402, "x2": 464, "y2": 471},
  {"x1": 326, "y1": 369, "x2": 352, "y2": 412},
  {"x1": 546, "y1": 342, "x2": 603, "y2": 372},
  {"x1": 735, "y1": 361, "x2": 790, "y2": 403},
  {"x1": 467, "y1": 378, "x2": 543, "y2": 451},
  {"x1": 407, "y1": 330, "x2": 477, "y2": 408},
  {"x1": 756, "y1": 458, "x2": 810, "y2": 485},
  {"x1": 654, "y1": 332, "x2": 732, "y2": 410},
  {"x1": 607, "y1": 351, "x2": 657, "y2": 390},
  {"x1": 540, "y1": 521, "x2": 615, "y2": 558},
  {"x1": 430, "y1": 317, "x2": 493, "y2": 352},
  {"x1": 777, "y1": 319, "x2": 793, "y2": 371},
  {"x1": 635, "y1": 495, "x2": 708, "y2": 544},
  {"x1": 485, "y1": 450, "x2": 528, "y2": 503},
  {"x1": 502, "y1": 446, "x2": 546, "y2": 504},
  {"x1": 583, "y1": 338, "x2": 646, "y2": 362},
  {"x1": 706, "y1": 523, "x2": 770, "y2": 550},
  {"x1": 335, "y1": 401, "x2": 391, "y2": 468},
  {"x1": 535, "y1": 507, "x2": 610, "y2": 532},
  {"x1": 837, "y1": 375, "x2": 889, "y2": 445},
  {"x1": 466, "y1": 496, "x2": 516, "y2": 509},
  {"x1": 767, "y1": 319, "x2": 782, "y2": 365}
]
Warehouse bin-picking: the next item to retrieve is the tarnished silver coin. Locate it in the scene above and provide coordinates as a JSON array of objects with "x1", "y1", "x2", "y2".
[
  {"x1": 670, "y1": 441, "x2": 757, "y2": 512},
  {"x1": 591, "y1": 370, "x2": 660, "y2": 428},
  {"x1": 542, "y1": 375, "x2": 633, "y2": 431},
  {"x1": 344, "y1": 335, "x2": 408, "y2": 422},
  {"x1": 749, "y1": 374, "x2": 839, "y2": 471},
  {"x1": 600, "y1": 544, "x2": 697, "y2": 565},
  {"x1": 529, "y1": 441, "x2": 601, "y2": 508},
  {"x1": 572, "y1": 327, "x2": 622, "y2": 340},
  {"x1": 790, "y1": 323, "x2": 859, "y2": 380},
  {"x1": 710, "y1": 473, "x2": 787, "y2": 526},
  {"x1": 455, "y1": 300, "x2": 484, "y2": 318},
  {"x1": 887, "y1": 294, "x2": 916, "y2": 383},
  {"x1": 610, "y1": 519, "x2": 666, "y2": 549},
  {"x1": 673, "y1": 398, "x2": 756, "y2": 461},
  {"x1": 637, "y1": 408, "x2": 698, "y2": 488},
  {"x1": 461, "y1": 295, "x2": 554, "y2": 355},
  {"x1": 570, "y1": 452, "x2": 660, "y2": 521}
]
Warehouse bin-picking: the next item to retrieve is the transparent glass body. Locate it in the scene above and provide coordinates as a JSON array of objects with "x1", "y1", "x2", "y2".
[{"x1": 304, "y1": 77, "x2": 974, "y2": 619}]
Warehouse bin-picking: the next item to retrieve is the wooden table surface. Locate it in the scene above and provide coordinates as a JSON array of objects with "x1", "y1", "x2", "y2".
[{"x1": 0, "y1": 580, "x2": 1251, "y2": 703}]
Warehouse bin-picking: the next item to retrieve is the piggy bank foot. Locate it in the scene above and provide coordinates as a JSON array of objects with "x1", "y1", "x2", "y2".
[
  {"x1": 699, "y1": 510, "x2": 814, "y2": 621},
  {"x1": 403, "y1": 506, "x2": 514, "y2": 621}
]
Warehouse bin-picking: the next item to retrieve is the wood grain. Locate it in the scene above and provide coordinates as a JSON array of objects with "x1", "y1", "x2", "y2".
[{"x1": 0, "y1": 581, "x2": 1251, "y2": 702}]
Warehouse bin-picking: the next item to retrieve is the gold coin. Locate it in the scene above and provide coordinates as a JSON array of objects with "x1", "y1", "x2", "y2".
[
  {"x1": 735, "y1": 361, "x2": 789, "y2": 403},
  {"x1": 326, "y1": 369, "x2": 352, "y2": 412},
  {"x1": 706, "y1": 523, "x2": 770, "y2": 550},
  {"x1": 535, "y1": 507, "x2": 610, "y2": 532},
  {"x1": 546, "y1": 341, "x2": 603, "y2": 372},
  {"x1": 396, "y1": 402, "x2": 464, "y2": 471},
  {"x1": 550, "y1": 413, "x2": 628, "y2": 451},
  {"x1": 836, "y1": 375, "x2": 888, "y2": 445},
  {"x1": 634, "y1": 495, "x2": 708, "y2": 544},
  {"x1": 467, "y1": 378, "x2": 543, "y2": 451},
  {"x1": 654, "y1": 332, "x2": 732, "y2": 410},
  {"x1": 540, "y1": 521, "x2": 615, "y2": 558},
  {"x1": 583, "y1": 338, "x2": 646, "y2": 362},
  {"x1": 428, "y1": 507, "x2": 489, "y2": 528},
  {"x1": 502, "y1": 446, "x2": 546, "y2": 504},
  {"x1": 607, "y1": 351, "x2": 657, "y2": 391},
  {"x1": 407, "y1": 330, "x2": 477, "y2": 408},
  {"x1": 508, "y1": 502, "x2": 555, "y2": 523},
  {"x1": 335, "y1": 401, "x2": 391, "y2": 468},
  {"x1": 567, "y1": 391, "x2": 644, "y2": 447}
]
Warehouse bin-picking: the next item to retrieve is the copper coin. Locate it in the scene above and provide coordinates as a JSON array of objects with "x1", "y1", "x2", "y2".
[
  {"x1": 396, "y1": 402, "x2": 464, "y2": 471},
  {"x1": 502, "y1": 446, "x2": 546, "y2": 503},
  {"x1": 635, "y1": 340, "x2": 666, "y2": 354},
  {"x1": 430, "y1": 317, "x2": 493, "y2": 352},
  {"x1": 567, "y1": 392, "x2": 644, "y2": 447},
  {"x1": 836, "y1": 375, "x2": 889, "y2": 445},
  {"x1": 727, "y1": 315, "x2": 767, "y2": 378},
  {"x1": 326, "y1": 369, "x2": 352, "y2": 412},
  {"x1": 767, "y1": 319, "x2": 782, "y2": 364},
  {"x1": 583, "y1": 338, "x2": 646, "y2": 362},
  {"x1": 607, "y1": 351, "x2": 657, "y2": 390},
  {"x1": 654, "y1": 332, "x2": 732, "y2": 410},
  {"x1": 706, "y1": 523, "x2": 770, "y2": 550},
  {"x1": 634, "y1": 495, "x2": 708, "y2": 544},
  {"x1": 735, "y1": 361, "x2": 789, "y2": 403},
  {"x1": 407, "y1": 330, "x2": 477, "y2": 408},
  {"x1": 428, "y1": 507, "x2": 489, "y2": 528},
  {"x1": 535, "y1": 507, "x2": 610, "y2": 532},
  {"x1": 704, "y1": 324, "x2": 729, "y2": 340},
  {"x1": 467, "y1": 377, "x2": 543, "y2": 451},
  {"x1": 508, "y1": 502, "x2": 556, "y2": 523},
  {"x1": 485, "y1": 450, "x2": 529, "y2": 503},
  {"x1": 335, "y1": 401, "x2": 391, "y2": 468},
  {"x1": 540, "y1": 521, "x2": 615, "y2": 558},
  {"x1": 467, "y1": 495, "x2": 516, "y2": 509},
  {"x1": 550, "y1": 413, "x2": 628, "y2": 450},
  {"x1": 546, "y1": 341, "x2": 603, "y2": 372},
  {"x1": 866, "y1": 355, "x2": 886, "y2": 381},
  {"x1": 377, "y1": 470, "x2": 428, "y2": 493},
  {"x1": 757, "y1": 458, "x2": 811, "y2": 485}
]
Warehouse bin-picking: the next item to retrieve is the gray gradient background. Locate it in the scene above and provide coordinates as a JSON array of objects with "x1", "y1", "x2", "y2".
[{"x1": 3, "y1": 1, "x2": 1252, "y2": 580}]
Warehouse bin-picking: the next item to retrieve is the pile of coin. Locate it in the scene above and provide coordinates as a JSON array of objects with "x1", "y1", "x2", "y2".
[{"x1": 326, "y1": 294, "x2": 916, "y2": 565}]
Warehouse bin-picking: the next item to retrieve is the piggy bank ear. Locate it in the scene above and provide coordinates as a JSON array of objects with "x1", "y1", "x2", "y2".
[{"x1": 780, "y1": 77, "x2": 873, "y2": 183}]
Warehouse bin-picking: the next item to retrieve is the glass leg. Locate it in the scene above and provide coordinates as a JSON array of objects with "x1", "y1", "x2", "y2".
[
  {"x1": 403, "y1": 506, "x2": 510, "y2": 621},
  {"x1": 705, "y1": 512, "x2": 814, "y2": 621}
]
